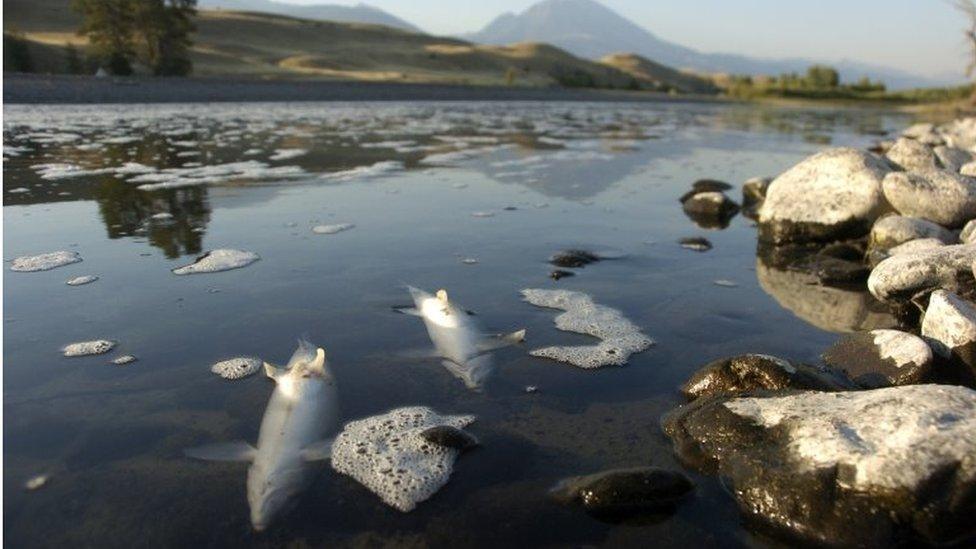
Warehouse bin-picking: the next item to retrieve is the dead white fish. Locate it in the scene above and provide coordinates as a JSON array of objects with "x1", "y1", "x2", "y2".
[
  {"x1": 402, "y1": 287, "x2": 525, "y2": 391},
  {"x1": 185, "y1": 339, "x2": 339, "y2": 531}
]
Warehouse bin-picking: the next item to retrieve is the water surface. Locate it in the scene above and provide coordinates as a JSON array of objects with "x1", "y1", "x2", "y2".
[{"x1": 3, "y1": 101, "x2": 910, "y2": 547}]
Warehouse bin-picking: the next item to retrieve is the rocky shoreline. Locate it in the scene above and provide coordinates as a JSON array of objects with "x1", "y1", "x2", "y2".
[{"x1": 662, "y1": 117, "x2": 976, "y2": 546}]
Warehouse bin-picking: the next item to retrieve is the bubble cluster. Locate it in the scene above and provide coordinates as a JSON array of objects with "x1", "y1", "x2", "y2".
[
  {"x1": 62, "y1": 339, "x2": 116, "y2": 357},
  {"x1": 11, "y1": 251, "x2": 82, "y2": 272},
  {"x1": 521, "y1": 289, "x2": 654, "y2": 368},
  {"x1": 172, "y1": 249, "x2": 260, "y2": 275},
  {"x1": 331, "y1": 406, "x2": 475, "y2": 512},
  {"x1": 210, "y1": 357, "x2": 262, "y2": 380}
]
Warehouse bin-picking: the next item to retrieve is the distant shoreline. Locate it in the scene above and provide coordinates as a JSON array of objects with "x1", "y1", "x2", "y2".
[{"x1": 3, "y1": 73, "x2": 729, "y2": 105}]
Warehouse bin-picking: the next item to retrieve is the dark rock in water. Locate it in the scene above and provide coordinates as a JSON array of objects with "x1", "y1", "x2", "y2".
[
  {"x1": 550, "y1": 270, "x2": 574, "y2": 280},
  {"x1": 821, "y1": 329, "x2": 933, "y2": 388},
  {"x1": 741, "y1": 176, "x2": 772, "y2": 219},
  {"x1": 661, "y1": 385, "x2": 976, "y2": 547},
  {"x1": 549, "y1": 249, "x2": 601, "y2": 268},
  {"x1": 681, "y1": 353, "x2": 855, "y2": 401},
  {"x1": 679, "y1": 237, "x2": 712, "y2": 252},
  {"x1": 681, "y1": 191, "x2": 740, "y2": 229},
  {"x1": 419, "y1": 425, "x2": 479, "y2": 452},
  {"x1": 550, "y1": 467, "x2": 694, "y2": 523}
]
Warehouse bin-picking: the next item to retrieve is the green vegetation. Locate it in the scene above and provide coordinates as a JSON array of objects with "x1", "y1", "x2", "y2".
[
  {"x1": 4, "y1": 31, "x2": 35, "y2": 72},
  {"x1": 721, "y1": 65, "x2": 886, "y2": 100},
  {"x1": 71, "y1": 0, "x2": 196, "y2": 75}
]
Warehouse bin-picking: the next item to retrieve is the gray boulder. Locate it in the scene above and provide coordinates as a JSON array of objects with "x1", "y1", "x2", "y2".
[
  {"x1": 681, "y1": 353, "x2": 855, "y2": 400},
  {"x1": 661, "y1": 385, "x2": 976, "y2": 546},
  {"x1": 741, "y1": 176, "x2": 772, "y2": 219},
  {"x1": 882, "y1": 170, "x2": 976, "y2": 228},
  {"x1": 961, "y1": 219, "x2": 976, "y2": 244},
  {"x1": 867, "y1": 244, "x2": 976, "y2": 303},
  {"x1": 758, "y1": 148, "x2": 892, "y2": 244},
  {"x1": 868, "y1": 215, "x2": 955, "y2": 250},
  {"x1": 885, "y1": 137, "x2": 942, "y2": 172},
  {"x1": 921, "y1": 290, "x2": 976, "y2": 372},
  {"x1": 935, "y1": 145, "x2": 974, "y2": 172},
  {"x1": 821, "y1": 329, "x2": 932, "y2": 388},
  {"x1": 902, "y1": 122, "x2": 944, "y2": 145}
]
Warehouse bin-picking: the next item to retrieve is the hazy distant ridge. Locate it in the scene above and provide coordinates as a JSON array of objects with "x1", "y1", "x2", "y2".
[{"x1": 196, "y1": 0, "x2": 422, "y2": 32}]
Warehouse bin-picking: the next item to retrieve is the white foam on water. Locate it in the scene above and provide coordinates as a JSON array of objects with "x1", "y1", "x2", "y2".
[
  {"x1": 331, "y1": 406, "x2": 475, "y2": 512},
  {"x1": 66, "y1": 275, "x2": 99, "y2": 286},
  {"x1": 11, "y1": 251, "x2": 82, "y2": 272},
  {"x1": 63, "y1": 340, "x2": 116, "y2": 357},
  {"x1": 319, "y1": 160, "x2": 403, "y2": 181},
  {"x1": 24, "y1": 475, "x2": 48, "y2": 491},
  {"x1": 7, "y1": 187, "x2": 30, "y2": 194},
  {"x1": 172, "y1": 249, "x2": 260, "y2": 275},
  {"x1": 311, "y1": 223, "x2": 355, "y2": 235},
  {"x1": 521, "y1": 289, "x2": 654, "y2": 368},
  {"x1": 210, "y1": 357, "x2": 262, "y2": 380},
  {"x1": 270, "y1": 148, "x2": 307, "y2": 161},
  {"x1": 112, "y1": 355, "x2": 138, "y2": 365}
]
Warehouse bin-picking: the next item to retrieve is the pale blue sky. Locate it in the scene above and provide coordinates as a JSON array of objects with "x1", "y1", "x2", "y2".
[{"x1": 285, "y1": 0, "x2": 969, "y2": 79}]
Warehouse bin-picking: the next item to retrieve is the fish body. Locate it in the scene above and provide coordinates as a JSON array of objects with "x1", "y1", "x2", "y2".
[{"x1": 186, "y1": 339, "x2": 339, "y2": 531}]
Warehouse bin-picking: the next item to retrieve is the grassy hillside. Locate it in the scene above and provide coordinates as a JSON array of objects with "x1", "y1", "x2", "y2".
[
  {"x1": 3, "y1": 0, "x2": 690, "y2": 90},
  {"x1": 599, "y1": 53, "x2": 718, "y2": 95}
]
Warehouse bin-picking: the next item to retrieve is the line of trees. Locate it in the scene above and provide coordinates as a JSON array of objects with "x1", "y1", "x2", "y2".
[
  {"x1": 71, "y1": 0, "x2": 197, "y2": 76},
  {"x1": 720, "y1": 65, "x2": 887, "y2": 99}
]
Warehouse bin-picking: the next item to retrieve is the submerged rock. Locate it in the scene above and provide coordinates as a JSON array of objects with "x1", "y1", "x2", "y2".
[
  {"x1": 210, "y1": 357, "x2": 262, "y2": 380},
  {"x1": 885, "y1": 137, "x2": 942, "y2": 172},
  {"x1": 63, "y1": 340, "x2": 115, "y2": 357},
  {"x1": 867, "y1": 244, "x2": 976, "y2": 303},
  {"x1": 882, "y1": 170, "x2": 976, "y2": 228},
  {"x1": 681, "y1": 354, "x2": 854, "y2": 401},
  {"x1": 550, "y1": 269, "x2": 574, "y2": 280},
  {"x1": 550, "y1": 467, "x2": 694, "y2": 522},
  {"x1": 821, "y1": 329, "x2": 933, "y2": 388},
  {"x1": 758, "y1": 148, "x2": 891, "y2": 244},
  {"x1": 521, "y1": 288, "x2": 654, "y2": 369},
  {"x1": 868, "y1": 215, "x2": 955, "y2": 251},
  {"x1": 172, "y1": 249, "x2": 260, "y2": 275},
  {"x1": 418, "y1": 425, "x2": 479, "y2": 452},
  {"x1": 11, "y1": 250, "x2": 82, "y2": 272},
  {"x1": 921, "y1": 290, "x2": 976, "y2": 372},
  {"x1": 549, "y1": 249, "x2": 601, "y2": 268},
  {"x1": 331, "y1": 406, "x2": 475, "y2": 512},
  {"x1": 661, "y1": 385, "x2": 976, "y2": 547}
]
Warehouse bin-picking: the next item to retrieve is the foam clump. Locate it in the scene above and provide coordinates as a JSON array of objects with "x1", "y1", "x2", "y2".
[
  {"x1": 210, "y1": 357, "x2": 262, "y2": 379},
  {"x1": 521, "y1": 289, "x2": 654, "y2": 368},
  {"x1": 66, "y1": 275, "x2": 99, "y2": 286},
  {"x1": 312, "y1": 223, "x2": 355, "y2": 235},
  {"x1": 11, "y1": 251, "x2": 82, "y2": 272},
  {"x1": 331, "y1": 406, "x2": 475, "y2": 512},
  {"x1": 269, "y1": 148, "x2": 307, "y2": 161},
  {"x1": 172, "y1": 249, "x2": 259, "y2": 275},
  {"x1": 63, "y1": 339, "x2": 116, "y2": 357}
]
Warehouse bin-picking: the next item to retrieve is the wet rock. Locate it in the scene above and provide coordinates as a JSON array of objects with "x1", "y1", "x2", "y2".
[
  {"x1": 681, "y1": 191, "x2": 740, "y2": 229},
  {"x1": 550, "y1": 467, "x2": 694, "y2": 522},
  {"x1": 868, "y1": 237, "x2": 949, "y2": 267},
  {"x1": 758, "y1": 148, "x2": 892, "y2": 244},
  {"x1": 882, "y1": 170, "x2": 976, "y2": 228},
  {"x1": 758, "y1": 240, "x2": 869, "y2": 286},
  {"x1": 419, "y1": 425, "x2": 479, "y2": 452},
  {"x1": 681, "y1": 354, "x2": 854, "y2": 401},
  {"x1": 550, "y1": 270, "x2": 574, "y2": 280},
  {"x1": 902, "y1": 122, "x2": 943, "y2": 145},
  {"x1": 821, "y1": 329, "x2": 933, "y2": 388},
  {"x1": 921, "y1": 290, "x2": 976, "y2": 372},
  {"x1": 678, "y1": 237, "x2": 711, "y2": 252},
  {"x1": 757, "y1": 259, "x2": 899, "y2": 333},
  {"x1": 961, "y1": 219, "x2": 976, "y2": 244},
  {"x1": 868, "y1": 215, "x2": 955, "y2": 251},
  {"x1": 741, "y1": 176, "x2": 771, "y2": 219},
  {"x1": 661, "y1": 385, "x2": 976, "y2": 547},
  {"x1": 868, "y1": 244, "x2": 976, "y2": 303},
  {"x1": 885, "y1": 137, "x2": 942, "y2": 172},
  {"x1": 934, "y1": 145, "x2": 973, "y2": 172},
  {"x1": 549, "y1": 249, "x2": 600, "y2": 268},
  {"x1": 678, "y1": 179, "x2": 733, "y2": 202}
]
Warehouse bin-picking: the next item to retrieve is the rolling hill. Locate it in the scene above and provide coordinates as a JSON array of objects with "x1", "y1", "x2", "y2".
[
  {"x1": 195, "y1": 0, "x2": 421, "y2": 32},
  {"x1": 3, "y1": 0, "x2": 716, "y2": 93},
  {"x1": 468, "y1": 0, "x2": 948, "y2": 90}
]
